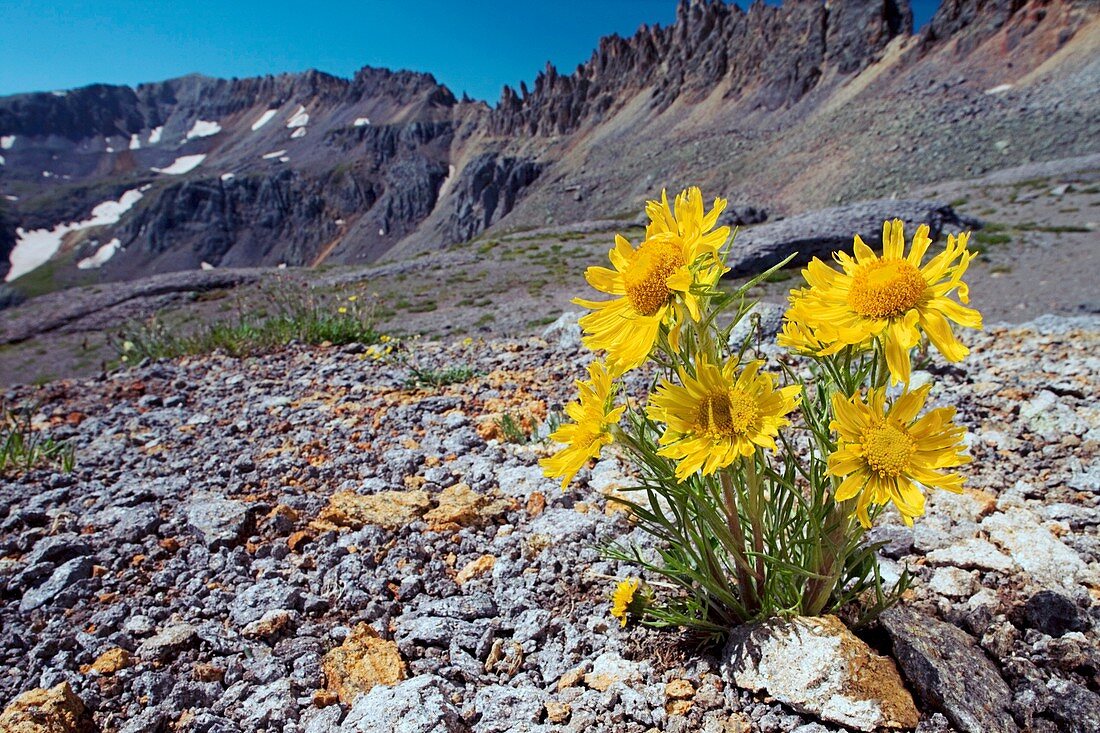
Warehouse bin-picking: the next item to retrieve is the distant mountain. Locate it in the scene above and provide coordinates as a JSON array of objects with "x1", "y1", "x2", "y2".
[{"x1": 0, "y1": 0, "x2": 1096, "y2": 296}]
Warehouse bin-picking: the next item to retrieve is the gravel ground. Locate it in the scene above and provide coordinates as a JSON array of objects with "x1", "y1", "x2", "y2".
[{"x1": 0, "y1": 310, "x2": 1097, "y2": 732}]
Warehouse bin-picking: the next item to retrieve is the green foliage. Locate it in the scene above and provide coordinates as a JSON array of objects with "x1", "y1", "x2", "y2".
[
  {"x1": 405, "y1": 364, "x2": 479, "y2": 388},
  {"x1": 496, "y1": 412, "x2": 532, "y2": 444},
  {"x1": 113, "y1": 283, "x2": 381, "y2": 361},
  {"x1": 0, "y1": 402, "x2": 75, "y2": 474}
]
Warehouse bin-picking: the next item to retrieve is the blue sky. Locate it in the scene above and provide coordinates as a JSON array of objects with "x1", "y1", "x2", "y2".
[{"x1": 0, "y1": 1, "x2": 942, "y2": 102}]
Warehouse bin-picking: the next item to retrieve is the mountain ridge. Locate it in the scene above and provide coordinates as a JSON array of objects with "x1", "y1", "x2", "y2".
[{"x1": 0, "y1": 0, "x2": 1096, "y2": 297}]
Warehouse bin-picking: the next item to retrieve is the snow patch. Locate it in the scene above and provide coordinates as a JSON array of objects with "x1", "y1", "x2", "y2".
[
  {"x1": 105, "y1": 137, "x2": 115, "y2": 153},
  {"x1": 286, "y1": 106, "x2": 309, "y2": 128},
  {"x1": 279, "y1": 156, "x2": 290, "y2": 163},
  {"x1": 186, "y1": 120, "x2": 221, "y2": 139},
  {"x1": 77, "y1": 238, "x2": 122, "y2": 269},
  {"x1": 200, "y1": 262, "x2": 215, "y2": 270},
  {"x1": 3, "y1": 195, "x2": 17, "y2": 202},
  {"x1": 151, "y1": 154, "x2": 206, "y2": 175},
  {"x1": 262, "y1": 150, "x2": 287, "y2": 160},
  {"x1": 0, "y1": 135, "x2": 14, "y2": 149},
  {"x1": 42, "y1": 171, "x2": 53, "y2": 178},
  {"x1": 290, "y1": 127, "x2": 307, "y2": 139},
  {"x1": 985, "y1": 84, "x2": 1013, "y2": 95},
  {"x1": 51, "y1": 90, "x2": 67, "y2": 97},
  {"x1": 6, "y1": 189, "x2": 143, "y2": 281},
  {"x1": 220, "y1": 172, "x2": 235, "y2": 181},
  {"x1": 251, "y1": 109, "x2": 278, "y2": 131},
  {"x1": 148, "y1": 126, "x2": 163, "y2": 144},
  {"x1": 0, "y1": 155, "x2": 4, "y2": 166},
  {"x1": 353, "y1": 117, "x2": 371, "y2": 127},
  {"x1": 129, "y1": 134, "x2": 141, "y2": 150}
]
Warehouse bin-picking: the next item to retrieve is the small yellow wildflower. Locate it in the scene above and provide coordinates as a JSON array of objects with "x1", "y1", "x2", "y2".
[
  {"x1": 647, "y1": 359, "x2": 801, "y2": 481},
  {"x1": 348, "y1": 295, "x2": 358, "y2": 302},
  {"x1": 540, "y1": 361, "x2": 624, "y2": 489},
  {"x1": 828, "y1": 384, "x2": 970, "y2": 527},
  {"x1": 338, "y1": 306, "x2": 348, "y2": 314},
  {"x1": 574, "y1": 188, "x2": 729, "y2": 376},
  {"x1": 610, "y1": 578, "x2": 649, "y2": 627},
  {"x1": 785, "y1": 220, "x2": 982, "y2": 384}
]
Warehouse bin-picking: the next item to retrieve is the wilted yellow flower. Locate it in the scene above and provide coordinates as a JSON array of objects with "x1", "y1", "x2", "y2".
[
  {"x1": 786, "y1": 220, "x2": 982, "y2": 384},
  {"x1": 828, "y1": 384, "x2": 970, "y2": 527},
  {"x1": 540, "y1": 361, "x2": 624, "y2": 489},
  {"x1": 574, "y1": 188, "x2": 729, "y2": 376},
  {"x1": 647, "y1": 359, "x2": 800, "y2": 481},
  {"x1": 610, "y1": 578, "x2": 649, "y2": 627}
]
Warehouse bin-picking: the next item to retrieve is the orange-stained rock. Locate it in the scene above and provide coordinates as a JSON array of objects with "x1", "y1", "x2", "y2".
[
  {"x1": 322, "y1": 624, "x2": 407, "y2": 705},
  {"x1": 526, "y1": 492, "x2": 547, "y2": 517},
  {"x1": 317, "y1": 490, "x2": 431, "y2": 531},
  {"x1": 455, "y1": 554, "x2": 496, "y2": 585},
  {"x1": 423, "y1": 483, "x2": 511, "y2": 531},
  {"x1": 90, "y1": 648, "x2": 131, "y2": 675},
  {"x1": 545, "y1": 700, "x2": 572, "y2": 723},
  {"x1": 0, "y1": 682, "x2": 96, "y2": 733}
]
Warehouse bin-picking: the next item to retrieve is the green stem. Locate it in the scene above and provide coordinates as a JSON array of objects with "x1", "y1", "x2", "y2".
[
  {"x1": 744, "y1": 453, "x2": 767, "y2": 608},
  {"x1": 720, "y1": 470, "x2": 759, "y2": 613}
]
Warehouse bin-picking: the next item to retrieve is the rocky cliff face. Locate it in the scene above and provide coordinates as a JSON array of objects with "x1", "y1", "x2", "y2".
[
  {"x1": 0, "y1": 0, "x2": 1096, "y2": 293},
  {"x1": 489, "y1": 0, "x2": 913, "y2": 136}
]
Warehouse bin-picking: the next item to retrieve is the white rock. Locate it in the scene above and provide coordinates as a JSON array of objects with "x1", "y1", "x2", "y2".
[
  {"x1": 928, "y1": 567, "x2": 977, "y2": 598},
  {"x1": 721, "y1": 615, "x2": 918, "y2": 731},
  {"x1": 926, "y1": 538, "x2": 1017, "y2": 573},
  {"x1": 982, "y1": 508, "x2": 1094, "y2": 592},
  {"x1": 540, "y1": 310, "x2": 583, "y2": 350}
]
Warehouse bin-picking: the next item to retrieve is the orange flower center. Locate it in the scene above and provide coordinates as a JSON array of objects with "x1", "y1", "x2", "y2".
[
  {"x1": 622, "y1": 239, "x2": 684, "y2": 316},
  {"x1": 695, "y1": 390, "x2": 758, "y2": 438},
  {"x1": 862, "y1": 421, "x2": 915, "y2": 478},
  {"x1": 847, "y1": 258, "x2": 926, "y2": 319}
]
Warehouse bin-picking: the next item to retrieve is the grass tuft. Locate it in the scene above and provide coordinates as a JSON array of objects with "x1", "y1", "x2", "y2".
[{"x1": 1, "y1": 402, "x2": 75, "y2": 474}]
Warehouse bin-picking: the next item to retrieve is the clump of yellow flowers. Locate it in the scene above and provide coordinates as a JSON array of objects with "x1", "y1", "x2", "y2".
[{"x1": 541, "y1": 189, "x2": 979, "y2": 636}]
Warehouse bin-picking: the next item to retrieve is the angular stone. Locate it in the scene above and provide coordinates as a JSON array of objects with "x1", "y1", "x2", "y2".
[
  {"x1": 318, "y1": 490, "x2": 430, "y2": 531},
  {"x1": 89, "y1": 647, "x2": 131, "y2": 675},
  {"x1": 472, "y1": 685, "x2": 548, "y2": 733},
  {"x1": 982, "y1": 508, "x2": 1093, "y2": 592},
  {"x1": 455, "y1": 554, "x2": 495, "y2": 585},
  {"x1": 139, "y1": 622, "x2": 199, "y2": 661},
  {"x1": 339, "y1": 674, "x2": 469, "y2": 733},
  {"x1": 880, "y1": 606, "x2": 1018, "y2": 733},
  {"x1": 722, "y1": 615, "x2": 918, "y2": 732},
  {"x1": 0, "y1": 682, "x2": 95, "y2": 733},
  {"x1": 583, "y1": 651, "x2": 642, "y2": 692},
  {"x1": 323, "y1": 623, "x2": 407, "y2": 705},
  {"x1": 185, "y1": 492, "x2": 254, "y2": 549},
  {"x1": 19, "y1": 556, "x2": 93, "y2": 612},
  {"x1": 925, "y1": 538, "x2": 1016, "y2": 573},
  {"x1": 423, "y1": 483, "x2": 510, "y2": 532},
  {"x1": 1017, "y1": 590, "x2": 1086, "y2": 637}
]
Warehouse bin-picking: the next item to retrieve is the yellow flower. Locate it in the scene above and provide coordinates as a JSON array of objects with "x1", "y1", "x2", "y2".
[
  {"x1": 574, "y1": 188, "x2": 729, "y2": 376},
  {"x1": 776, "y1": 289, "x2": 829, "y2": 354},
  {"x1": 647, "y1": 359, "x2": 801, "y2": 481},
  {"x1": 348, "y1": 295, "x2": 358, "y2": 302},
  {"x1": 610, "y1": 578, "x2": 648, "y2": 627},
  {"x1": 827, "y1": 384, "x2": 970, "y2": 528},
  {"x1": 789, "y1": 220, "x2": 982, "y2": 384},
  {"x1": 338, "y1": 306, "x2": 348, "y2": 314},
  {"x1": 540, "y1": 361, "x2": 625, "y2": 489}
]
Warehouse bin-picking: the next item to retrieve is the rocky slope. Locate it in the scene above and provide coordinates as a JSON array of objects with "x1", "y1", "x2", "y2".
[
  {"x1": 0, "y1": 313, "x2": 1096, "y2": 732},
  {"x1": 0, "y1": 0, "x2": 1097, "y2": 296}
]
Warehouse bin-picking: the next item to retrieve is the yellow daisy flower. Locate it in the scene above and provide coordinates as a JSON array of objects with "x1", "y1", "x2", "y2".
[
  {"x1": 777, "y1": 288, "x2": 828, "y2": 354},
  {"x1": 647, "y1": 359, "x2": 801, "y2": 481},
  {"x1": 827, "y1": 384, "x2": 970, "y2": 528},
  {"x1": 540, "y1": 361, "x2": 625, "y2": 489},
  {"x1": 610, "y1": 578, "x2": 649, "y2": 627},
  {"x1": 792, "y1": 219, "x2": 982, "y2": 384},
  {"x1": 574, "y1": 188, "x2": 730, "y2": 376}
]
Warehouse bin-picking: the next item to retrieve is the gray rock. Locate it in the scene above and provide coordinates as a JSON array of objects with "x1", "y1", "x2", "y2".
[
  {"x1": 880, "y1": 607, "x2": 1018, "y2": 733},
  {"x1": 472, "y1": 685, "x2": 549, "y2": 733},
  {"x1": 229, "y1": 578, "x2": 304, "y2": 626},
  {"x1": 726, "y1": 200, "x2": 973, "y2": 276},
  {"x1": 94, "y1": 504, "x2": 161, "y2": 543},
  {"x1": 25, "y1": 532, "x2": 91, "y2": 566},
  {"x1": 1016, "y1": 590, "x2": 1086, "y2": 636},
  {"x1": 541, "y1": 311, "x2": 583, "y2": 350},
  {"x1": 185, "y1": 492, "x2": 255, "y2": 549},
  {"x1": 340, "y1": 675, "x2": 469, "y2": 732},
  {"x1": 237, "y1": 679, "x2": 297, "y2": 728},
  {"x1": 19, "y1": 556, "x2": 93, "y2": 612},
  {"x1": 727, "y1": 302, "x2": 786, "y2": 347},
  {"x1": 139, "y1": 622, "x2": 199, "y2": 661},
  {"x1": 1043, "y1": 677, "x2": 1100, "y2": 733}
]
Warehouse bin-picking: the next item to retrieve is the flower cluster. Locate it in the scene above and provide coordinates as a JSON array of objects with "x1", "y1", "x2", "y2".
[{"x1": 541, "y1": 192, "x2": 980, "y2": 633}]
